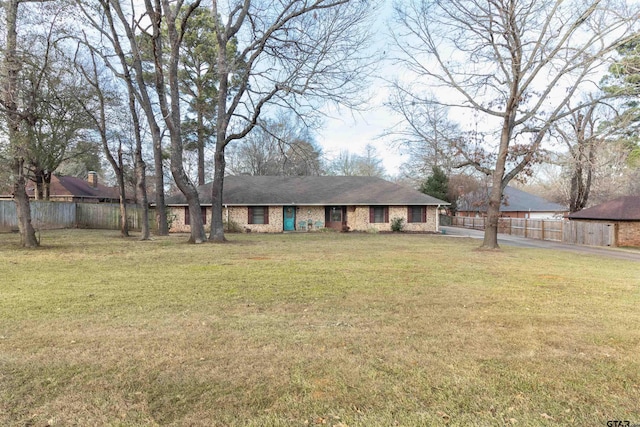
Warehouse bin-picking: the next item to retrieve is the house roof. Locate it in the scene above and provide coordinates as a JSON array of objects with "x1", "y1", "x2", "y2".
[
  {"x1": 458, "y1": 186, "x2": 567, "y2": 213},
  {"x1": 165, "y1": 176, "x2": 449, "y2": 206},
  {"x1": 24, "y1": 175, "x2": 120, "y2": 201},
  {"x1": 568, "y1": 196, "x2": 640, "y2": 221}
]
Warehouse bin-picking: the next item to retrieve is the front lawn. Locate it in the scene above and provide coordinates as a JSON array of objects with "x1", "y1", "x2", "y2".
[{"x1": 1, "y1": 230, "x2": 638, "y2": 426}]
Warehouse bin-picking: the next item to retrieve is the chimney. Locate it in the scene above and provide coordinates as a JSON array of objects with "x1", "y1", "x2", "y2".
[{"x1": 87, "y1": 171, "x2": 98, "y2": 188}]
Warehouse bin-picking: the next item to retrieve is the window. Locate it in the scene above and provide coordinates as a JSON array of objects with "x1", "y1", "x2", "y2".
[
  {"x1": 369, "y1": 206, "x2": 389, "y2": 223},
  {"x1": 408, "y1": 206, "x2": 427, "y2": 223},
  {"x1": 330, "y1": 207, "x2": 342, "y2": 222},
  {"x1": 185, "y1": 207, "x2": 207, "y2": 225},
  {"x1": 248, "y1": 206, "x2": 269, "y2": 224}
]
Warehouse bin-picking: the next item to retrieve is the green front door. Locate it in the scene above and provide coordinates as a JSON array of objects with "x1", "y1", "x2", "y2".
[{"x1": 283, "y1": 206, "x2": 295, "y2": 231}]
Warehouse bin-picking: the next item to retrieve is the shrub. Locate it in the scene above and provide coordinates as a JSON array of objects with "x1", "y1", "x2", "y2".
[
  {"x1": 391, "y1": 217, "x2": 405, "y2": 232},
  {"x1": 223, "y1": 220, "x2": 244, "y2": 233}
]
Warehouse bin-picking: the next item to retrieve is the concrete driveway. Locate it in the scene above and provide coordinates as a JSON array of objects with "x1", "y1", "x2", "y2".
[{"x1": 440, "y1": 226, "x2": 640, "y2": 262}]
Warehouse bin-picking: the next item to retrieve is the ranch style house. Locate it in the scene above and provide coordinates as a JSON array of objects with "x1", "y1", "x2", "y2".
[{"x1": 163, "y1": 176, "x2": 449, "y2": 233}]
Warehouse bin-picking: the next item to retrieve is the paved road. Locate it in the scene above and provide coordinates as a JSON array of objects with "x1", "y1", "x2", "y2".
[{"x1": 440, "y1": 226, "x2": 640, "y2": 262}]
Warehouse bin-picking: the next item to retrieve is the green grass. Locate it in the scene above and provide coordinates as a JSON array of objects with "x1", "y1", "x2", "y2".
[{"x1": 1, "y1": 229, "x2": 639, "y2": 426}]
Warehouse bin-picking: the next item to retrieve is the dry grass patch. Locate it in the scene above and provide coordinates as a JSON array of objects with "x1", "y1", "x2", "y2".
[{"x1": 0, "y1": 229, "x2": 639, "y2": 426}]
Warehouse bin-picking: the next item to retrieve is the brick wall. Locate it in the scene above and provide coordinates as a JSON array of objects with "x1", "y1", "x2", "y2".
[
  {"x1": 168, "y1": 205, "x2": 441, "y2": 233},
  {"x1": 618, "y1": 221, "x2": 640, "y2": 247}
]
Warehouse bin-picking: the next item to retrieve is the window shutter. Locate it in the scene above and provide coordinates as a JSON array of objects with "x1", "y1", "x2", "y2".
[
  {"x1": 384, "y1": 207, "x2": 389, "y2": 223},
  {"x1": 202, "y1": 207, "x2": 207, "y2": 225},
  {"x1": 407, "y1": 206, "x2": 411, "y2": 223},
  {"x1": 422, "y1": 206, "x2": 427, "y2": 223},
  {"x1": 264, "y1": 206, "x2": 269, "y2": 225},
  {"x1": 185, "y1": 207, "x2": 190, "y2": 225},
  {"x1": 369, "y1": 207, "x2": 374, "y2": 223},
  {"x1": 248, "y1": 207, "x2": 253, "y2": 224}
]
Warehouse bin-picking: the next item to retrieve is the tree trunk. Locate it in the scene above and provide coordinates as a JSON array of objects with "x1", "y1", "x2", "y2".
[
  {"x1": 12, "y1": 159, "x2": 39, "y2": 247},
  {"x1": 116, "y1": 146, "x2": 129, "y2": 237},
  {"x1": 156, "y1": 0, "x2": 206, "y2": 244},
  {"x1": 481, "y1": 111, "x2": 515, "y2": 250},
  {"x1": 152, "y1": 129, "x2": 169, "y2": 235},
  {"x1": 210, "y1": 149, "x2": 226, "y2": 242},
  {"x1": 4, "y1": 0, "x2": 38, "y2": 248},
  {"x1": 197, "y1": 110, "x2": 206, "y2": 186},
  {"x1": 135, "y1": 157, "x2": 150, "y2": 240}
]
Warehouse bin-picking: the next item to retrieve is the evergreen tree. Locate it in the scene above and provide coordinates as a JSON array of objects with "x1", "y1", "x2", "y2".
[{"x1": 420, "y1": 166, "x2": 449, "y2": 202}]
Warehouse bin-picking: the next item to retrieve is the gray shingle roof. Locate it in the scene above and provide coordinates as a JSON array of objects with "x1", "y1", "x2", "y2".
[
  {"x1": 458, "y1": 186, "x2": 566, "y2": 213},
  {"x1": 499, "y1": 186, "x2": 567, "y2": 212},
  {"x1": 568, "y1": 196, "x2": 640, "y2": 221},
  {"x1": 165, "y1": 176, "x2": 449, "y2": 206}
]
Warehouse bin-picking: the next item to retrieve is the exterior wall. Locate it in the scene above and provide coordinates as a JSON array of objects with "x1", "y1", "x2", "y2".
[
  {"x1": 226, "y1": 206, "x2": 283, "y2": 233},
  {"x1": 167, "y1": 205, "x2": 441, "y2": 233},
  {"x1": 295, "y1": 206, "x2": 326, "y2": 230},
  {"x1": 618, "y1": 221, "x2": 640, "y2": 247},
  {"x1": 349, "y1": 206, "x2": 438, "y2": 232},
  {"x1": 403, "y1": 206, "x2": 438, "y2": 232}
]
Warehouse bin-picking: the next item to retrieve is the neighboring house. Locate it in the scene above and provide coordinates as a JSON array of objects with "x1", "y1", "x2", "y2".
[
  {"x1": 1, "y1": 172, "x2": 124, "y2": 204},
  {"x1": 568, "y1": 196, "x2": 640, "y2": 247},
  {"x1": 163, "y1": 175, "x2": 449, "y2": 233},
  {"x1": 456, "y1": 186, "x2": 568, "y2": 219}
]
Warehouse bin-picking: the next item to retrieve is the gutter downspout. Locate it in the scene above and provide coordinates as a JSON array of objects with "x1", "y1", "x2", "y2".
[
  {"x1": 436, "y1": 205, "x2": 441, "y2": 233},
  {"x1": 225, "y1": 204, "x2": 229, "y2": 225}
]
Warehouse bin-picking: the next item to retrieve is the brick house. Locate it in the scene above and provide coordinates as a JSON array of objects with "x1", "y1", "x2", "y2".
[
  {"x1": 568, "y1": 196, "x2": 640, "y2": 247},
  {"x1": 163, "y1": 176, "x2": 449, "y2": 233}
]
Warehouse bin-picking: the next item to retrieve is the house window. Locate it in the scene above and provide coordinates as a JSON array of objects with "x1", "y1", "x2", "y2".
[
  {"x1": 248, "y1": 206, "x2": 269, "y2": 224},
  {"x1": 408, "y1": 206, "x2": 427, "y2": 223},
  {"x1": 330, "y1": 207, "x2": 342, "y2": 222},
  {"x1": 369, "y1": 206, "x2": 389, "y2": 223},
  {"x1": 185, "y1": 207, "x2": 207, "y2": 225}
]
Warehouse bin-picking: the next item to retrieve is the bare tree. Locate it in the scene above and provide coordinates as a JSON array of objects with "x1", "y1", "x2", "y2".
[
  {"x1": 392, "y1": 0, "x2": 640, "y2": 249},
  {"x1": 1, "y1": 0, "x2": 56, "y2": 248},
  {"x1": 385, "y1": 89, "x2": 464, "y2": 184},
  {"x1": 75, "y1": 0, "x2": 170, "y2": 236},
  {"x1": 326, "y1": 144, "x2": 386, "y2": 177},
  {"x1": 226, "y1": 115, "x2": 323, "y2": 176},
  {"x1": 208, "y1": 0, "x2": 376, "y2": 242},
  {"x1": 74, "y1": 46, "x2": 132, "y2": 237}
]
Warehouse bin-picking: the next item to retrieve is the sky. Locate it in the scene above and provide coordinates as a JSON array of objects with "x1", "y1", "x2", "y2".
[{"x1": 314, "y1": 0, "x2": 406, "y2": 177}]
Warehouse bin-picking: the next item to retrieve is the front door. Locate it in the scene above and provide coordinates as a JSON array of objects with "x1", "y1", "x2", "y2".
[
  {"x1": 325, "y1": 206, "x2": 347, "y2": 231},
  {"x1": 283, "y1": 206, "x2": 296, "y2": 231}
]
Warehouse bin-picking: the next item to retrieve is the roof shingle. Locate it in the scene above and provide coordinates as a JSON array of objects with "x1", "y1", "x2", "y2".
[
  {"x1": 568, "y1": 196, "x2": 640, "y2": 221},
  {"x1": 165, "y1": 176, "x2": 448, "y2": 206}
]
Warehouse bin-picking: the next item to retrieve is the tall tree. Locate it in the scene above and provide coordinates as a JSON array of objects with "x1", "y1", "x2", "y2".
[
  {"x1": 179, "y1": 7, "x2": 224, "y2": 185},
  {"x1": 392, "y1": 0, "x2": 640, "y2": 249},
  {"x1": 1, "y1": 0, "x2": 50, "y2": 248},
  {"x1": 144, "y1": 0, "x2": 207, "y2": 243},
  {"x1": 208, "y1": 0, "x2": 376, "y2": 242},
  {"x1": 21, "y1": 43, "x2": 93, "y2": 200},
  {"x1": 76, "y1": 0, "x2": 170, "y2": 236},
  {"x1": 74, "y1": 46, "x2": 133, "y2": 237},
  {"x1": 385, "y1": 90, "x2": 463, "y2": 184}
]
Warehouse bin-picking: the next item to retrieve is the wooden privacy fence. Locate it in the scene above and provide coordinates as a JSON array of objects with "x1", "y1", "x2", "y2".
[
  {"x1": 0, "y1": 200, "x2": 142, "y2": 231},
  {"x1": 446, "y1": 216, "x2": 616, "y2": 247}
]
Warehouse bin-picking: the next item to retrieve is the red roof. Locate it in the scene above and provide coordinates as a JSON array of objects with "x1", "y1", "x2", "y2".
[
  {"x1": 25, "y1": 175, "x2": 120, "y2": 201},
  {"x1": 568, "y1": 196, "x2": 640, "y2": 221}
]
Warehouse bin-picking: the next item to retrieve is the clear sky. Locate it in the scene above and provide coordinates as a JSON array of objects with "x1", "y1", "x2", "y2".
[{"x1": 315, "y1": 0, "x2": 405, "y2": 177}]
